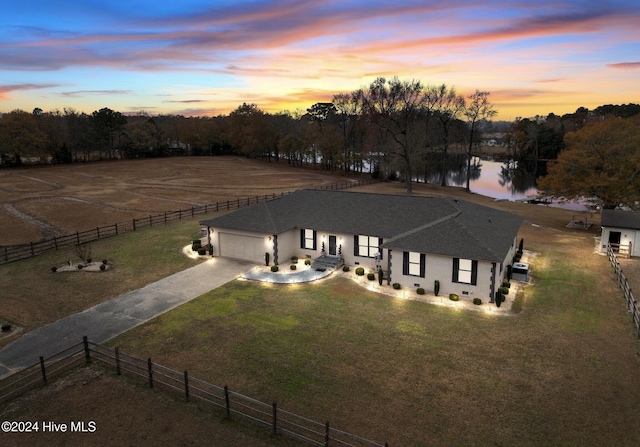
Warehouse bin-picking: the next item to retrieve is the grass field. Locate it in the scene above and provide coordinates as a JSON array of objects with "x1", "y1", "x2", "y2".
[{"x1": 1, "y1": 158, "x2": 639, "y2": 446}]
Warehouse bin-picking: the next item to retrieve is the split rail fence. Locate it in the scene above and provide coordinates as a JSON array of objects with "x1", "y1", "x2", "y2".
[
  {"x1": 0, "y1": 178, "x2": 379, "y2": 265},
  {"x1": 606, "y1": 244, "x2": 640, "y2": 338},
  {"x1": 0, "y1": 337, "x2": 389, "y2": 447}
]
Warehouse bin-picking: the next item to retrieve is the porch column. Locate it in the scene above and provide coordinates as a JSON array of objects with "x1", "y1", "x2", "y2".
[
  {"x1": 490, "y1": 262, "x2": 496, "y2": 303},
  {"x1": 386, "y1": 250, "x2": 392, "y2": 286},
  {"x1": 273, "y1": 235, "x2": 278, "y2": 265}
]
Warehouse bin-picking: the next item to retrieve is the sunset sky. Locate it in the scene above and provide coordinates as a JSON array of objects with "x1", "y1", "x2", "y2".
[{"x1": 1, "y1": 0, "x2": 638, "y2": 120}]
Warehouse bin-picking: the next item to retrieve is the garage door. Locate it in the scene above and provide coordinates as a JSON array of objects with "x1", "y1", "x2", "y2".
[{"x1": 218, "y1": 232, "x2": 264, "y2": 264}]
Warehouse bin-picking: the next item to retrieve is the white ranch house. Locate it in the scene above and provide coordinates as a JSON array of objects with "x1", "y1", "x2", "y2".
[{"x1": 200, "y1": 190, "x2": 523, "y2": 302}]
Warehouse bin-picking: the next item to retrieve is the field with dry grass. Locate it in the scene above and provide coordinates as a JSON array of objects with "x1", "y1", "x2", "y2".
[
  {"x1": 0, "y1": 157, "x2": 344, "y2": 246},
  {"x1": 2, "y1": 158, "x2": 639, "y2": 447}
]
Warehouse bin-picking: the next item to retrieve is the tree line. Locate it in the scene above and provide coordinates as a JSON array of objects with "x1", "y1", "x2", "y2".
[{"x1": 1, "y1": 77, "x2": 638, "y2": 196}]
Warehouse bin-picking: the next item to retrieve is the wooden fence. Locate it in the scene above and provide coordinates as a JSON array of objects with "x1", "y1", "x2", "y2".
[
  {"x1": 0, "y1": 178, "x2": 379, "y2": 265},
  {"x1": 606, "y1": 244, "x2": 640, "y2": 338},
  {"x1": 0, "y1": 337, "x2": 389, "y2": 447}
]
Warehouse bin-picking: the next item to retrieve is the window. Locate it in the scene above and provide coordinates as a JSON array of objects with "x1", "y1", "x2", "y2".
[
  {"x1": 354, "y1": 235, "x2": 382, "y2": 258},
  {"x1": 300, "y1": 229, "x2": 316, "y2": 250},
  {"x1": 452, "y1": 258, "x2": 477, "y2": 285},
  {"x1": 403, "y1": 251, "x2": 425, "y2": 277}
]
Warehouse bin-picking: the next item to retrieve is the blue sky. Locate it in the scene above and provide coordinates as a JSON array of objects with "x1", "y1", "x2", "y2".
[{"x1": 1, "y1": 0, "x2": 638, "y2": 119}]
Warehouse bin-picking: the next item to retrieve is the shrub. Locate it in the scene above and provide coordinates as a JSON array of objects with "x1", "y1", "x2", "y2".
[
  {"x1": 305, "y1": 259, "x2": 311, "y2": 265},
  {"x1": 102, "y1": 259, "x2": 108, "y2": 265},
  {"x1": 355, "y1": 267, "x2": 365, "y2": 276},
  {"x1": 100, "y1": 264, "x2": 106, "y2": 271},
  {"x1": 192, "y1": 239, "x2": 202, "y2": 251},
  {"x1": 499, "y1": 286, "x2": 509, "y2": 296},
  {"x1": 291, "y1": 256, "x2": 298, "y2": 264},
  {"x1": 87, "y1": 258, "x2": 92, "y2": 263},
  {"x1": 378, "y1": 268, "x2": 383, "y2": 285},
  {"x1": 265, "y1": 252, "x2": 270, "y2": 266},
  {"x1": 77, "y1": 265, "x2": 84, "y2": 270},
  {"x1": 197, "y1": 247, "x2": 206, "y2": 256},
  {"x1": 502, "y1": 280, "x2": 511, "y2": 289},
  {"x1": 392, "y1": 283, "x2": 401, "y2": 290},
  {"x1": 271, "y1": 265, "x2": 279, "y2": 272},
  {"x1": 473, "y1": 298, "x2": 482, "y2": 305},
  {"x1": 343, "y1": 265, "x2": 350, "y2": 272},
  {"x1": 434, "y1": 280, "x2": 440, "y2": 296},
  {"x1": 417, "y1": 288, "x2": 425, "y2": 295},
  {"x1": 51, "y1": 266, "x2": 57, "y2": 272},
  {"x1": 367, "y1": 273, "x2": 375, "y2": 280},
  {"x1": 290, "y1": 265, "x2": 297, "y2": 270},
  {"x1": 449, "y1": 293, "x2": 459, "y2": 301},
  {"x1": 495, "y1": 291, "x2": 503, "y2": 307}
]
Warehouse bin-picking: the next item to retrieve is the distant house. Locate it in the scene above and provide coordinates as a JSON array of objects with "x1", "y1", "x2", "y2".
[
  {"x1": 600, "y1": 209, "x2": 640, "y2": 257},
  {"x1": 200, "y1": 190, "x2": 523, "y2": 301}
]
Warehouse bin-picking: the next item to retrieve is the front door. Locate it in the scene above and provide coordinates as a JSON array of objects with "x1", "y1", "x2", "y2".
[
  {"x1": 609, "y1": 231, "x2": 621, "y2": 252},
  {"x1": 328, "y1": 235, "x2": 337, "y2": 256}
]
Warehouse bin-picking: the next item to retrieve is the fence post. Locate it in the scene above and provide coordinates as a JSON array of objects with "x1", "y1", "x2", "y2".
[
  {"x1": 272, "y1": 402, "x2": 277, "y2": 436},
  {"x1": 54, "y1": 236, "x2": 58, "y2": 250},
  {"x1": 30, "y1": 242, "x2": 34, "y2": 256},
  {"x1": 184, "y1": 371, "x2": 190, "y2": 402},
  {"x1": 147, "y1": 358, "x2": 153, "y2": 388},
  {"x1": 39, "y1": 356, "x2": 47, "y2": 385},
  {"x1": 191, "y1": 207, "x2": 194, "y2": 218},
  {"x1": 76, "y1": 231, "x2": 80, "y2": 245},
  {"x1": 224, "y1": 385, "x2": 230, "y2": 418},
  {"x1": 164, "y1": 212, "x2": 167, "y2": 224},
  {"x1": 227, "y1": 200, "x2": 230, "y2": 210},
  {"x1": 133, "y1": 218, "x2": 137, "y2": 231},
  {"x1": 83, "y1": 336, "x2": 91, "y2": 363},
  {"x1": 325, "y1": 421, "x2": 330, "y2": 447},
  {"x1": 115, "y1": 347, "x2": 121, "y2": 375},
  {"x1": 149, "y1": 215, "x2": 152, "y2": 227},
  {"x1": 96, "y1": 226, "x2": 100, "y2": 238}
]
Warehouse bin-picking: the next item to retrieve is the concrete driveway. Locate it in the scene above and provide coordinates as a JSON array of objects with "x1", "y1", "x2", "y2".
[{"x1": 0, "y1": 258, "x2": 252, "y2": 379}]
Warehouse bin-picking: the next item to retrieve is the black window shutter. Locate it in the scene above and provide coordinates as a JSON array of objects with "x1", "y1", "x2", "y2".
[
  {"x1": 354, "y1": 235, "x2": 358, "y2": 256},
  {"x1": 403, "y1": 252, "x2": 409, "y2": 275},
  {"x1": 471, "y1": 260, "x2": 478, "y2": 285},
  {"x1": 378, "y1": 238, "x2": 383, "y2": 260},
  {"x1": 452, "y1": 258, "x2": 459, "y2": 282},
  {"x1": 312, "y1": 230, "x2": 317, "y2": 250},
  {"x1": 420, "y1": 253, "x2": 426, "y2": 278},
  {"x1": 300, "y1": 229, "x2": 304, "y2": 249}
]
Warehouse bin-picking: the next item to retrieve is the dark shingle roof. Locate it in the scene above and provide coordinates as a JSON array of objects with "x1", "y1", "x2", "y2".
[
  {"x1": 601, "y1": 209, "x2": 640, "y2": 230},
  {"x1": 200, "y1": 189, "x2": 522, "y2": 262}
]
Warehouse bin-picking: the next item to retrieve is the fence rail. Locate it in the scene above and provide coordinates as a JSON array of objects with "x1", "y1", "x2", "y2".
[
  {"x1": 607, "y1": 244, "x2": 640, "y2": 338},
  {"x1": 0, "y1": 178, "x2": 379, "y2": 265},
  {"x1": 0, "y1": 337, "x2": 389, "y2": 447}
]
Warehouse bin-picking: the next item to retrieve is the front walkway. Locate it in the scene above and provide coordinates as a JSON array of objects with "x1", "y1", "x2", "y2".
[{"x1": 0, "y1": 258, "x2": 252, "y2": 379}]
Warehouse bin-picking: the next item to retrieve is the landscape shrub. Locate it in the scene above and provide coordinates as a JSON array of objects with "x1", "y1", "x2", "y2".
[
  {"x1": 502, "y1": 280, "x2": 511, "y2": 288},
  {"x1": 499, "y1": 286, "x2": 509, "y2": 295},
  {"x1": 449, "y1": 293, "x2": 459, "y2": 301},
  {"x1": 417, "y1": 287, "x2": 425, "y2": 295},
  {"x1": 473, "y1": 298, "x2": 482, "y2": 305},
  {"x1": 192, "y1": 239, "x2": 201, "y2": 251},
  {"x1": 495, "y1": 291, "x2": 503, "y2": 307},
  {"x1": 378, "y1": 268, "x2": 383, "y2": 285},
  {"x1": 434, "y1": 280, "x2": 440, "y2": 296},
  {"x1": 271, "y1": 265, "x2": 279, "y2": 272},
  {"x1": 77, "y1": 265, "x2": 84, "y2": 270},
  {"x1": 343, "y1": 265, "x2": 350, "y2": 272},
  {"x1": 305, "y1": 259, "x2": 311, "y2": 265},
  {"x1": 392, "y1": 283, "x2": 401, "y2": 290},
  {"x1": 290, "y1": 265, "x2": 297, "y2": 270},
  {"x1": 100, "y1": 264, "x2": 106, "y2": 271},
  {"x1": 87, "y1": 258, "x2": 92, "y2": 263},
  {"x1": 197, "y1": 247, "x2": 206, "y2": 256},
  {"x1": 102, "y1": 259, "x2": 108, "y2": 265},
  {"x1": 51, "y1": 266, "x2": 57, "y2": 273},
  {"x1": 355, "y1": 267, "x2": 365, "y2": 276},
  {"x1": 265, "y1": 252, "x2": 270, "y2": 266},
  {"x1": 367, "y1": 273, "x2": 375, "y2": 280},
  {"x1": 291, "y1": 256, "x2": 298, "y2": 264}
]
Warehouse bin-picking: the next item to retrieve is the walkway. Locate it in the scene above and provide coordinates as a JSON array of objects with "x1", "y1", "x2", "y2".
[
  {"x1": 0, "y1": 258, "x2": 252, "y2": 379},
  {"x1": 241, "y1": 256, "x2": 343, "y2": 284}
]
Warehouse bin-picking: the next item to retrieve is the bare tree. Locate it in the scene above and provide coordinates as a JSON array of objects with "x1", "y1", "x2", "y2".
[
  {"x1": 360, "y1": 77, "x2": 425, "y2": 193},
  {"x1": 463, "y1": 90, "x2": 497, "y2": 192}
]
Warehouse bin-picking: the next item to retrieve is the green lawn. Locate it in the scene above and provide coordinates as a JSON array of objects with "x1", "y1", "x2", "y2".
[{"x1": 109, "y1": 224, "x2": 640, "y2": 447}]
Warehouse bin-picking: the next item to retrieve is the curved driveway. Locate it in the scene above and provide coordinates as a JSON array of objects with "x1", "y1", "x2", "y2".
[{"x1": 0, "y1": 258, "x2": 252, "y2": 379}]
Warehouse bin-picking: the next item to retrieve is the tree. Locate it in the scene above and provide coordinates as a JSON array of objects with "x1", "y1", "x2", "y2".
[
  {"x1": 463, "y1": 90, "x2": 497, "y2": 192},
  {"x1": 91, "y1": 108, "x2": 127, "y2": 159},
  {"x1": 359, "y1": 77, "x2": 426, "y2": 192},
  {"x1": 537, "y1": 117, "x2": 640, "y2": 209}
]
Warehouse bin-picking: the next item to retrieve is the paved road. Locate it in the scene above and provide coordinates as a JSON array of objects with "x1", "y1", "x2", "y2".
[{"x1": 0, "y1": 258, "x2": 252, "y2": 379}]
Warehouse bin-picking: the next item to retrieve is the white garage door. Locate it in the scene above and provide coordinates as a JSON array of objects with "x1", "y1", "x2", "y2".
[{"x1": 218, "y1": 232, "x2": 264, "y2": 264}]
